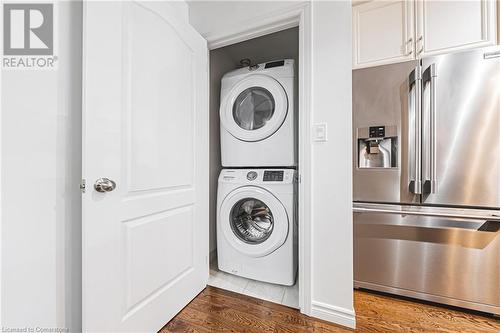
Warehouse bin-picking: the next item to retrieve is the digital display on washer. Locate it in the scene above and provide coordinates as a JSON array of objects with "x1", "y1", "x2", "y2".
[
  {"x1": 264, "y1": 60, "x2": 285, "y2": 69},
  {"x1": 263, "y1": 171, "x2": 284, "y2": 181}
]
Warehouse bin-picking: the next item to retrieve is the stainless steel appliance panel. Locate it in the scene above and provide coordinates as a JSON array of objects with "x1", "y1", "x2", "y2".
[
  {"x1": 353, "y1": 61, "x2": 419, "y2": 204},
  {"x1": 354, "y1": 210, "x2": 500, "y2": 314},
  {"x1": 420, "y1": 47, "x2": 500, "y2": 208}
]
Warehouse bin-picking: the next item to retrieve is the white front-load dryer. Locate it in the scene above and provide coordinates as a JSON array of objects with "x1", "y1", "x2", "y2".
[
  {"x1": 217, "y1": 168, "x2": 297, "y2": 286},
  {"x1": 220, "y1": 59, "x2": 296, "y2": 167}
]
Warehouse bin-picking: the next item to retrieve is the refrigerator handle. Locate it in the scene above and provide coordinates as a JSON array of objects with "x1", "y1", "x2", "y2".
[
  {"x1": 353, "y1": 207, "x2": 500, "y2": 232},
  {"x1": 408, "y1": 67, "x2": 422, "y2": 194},
  {"x1": 422, "y1": 64, "x2": 437, "y2": 194}
]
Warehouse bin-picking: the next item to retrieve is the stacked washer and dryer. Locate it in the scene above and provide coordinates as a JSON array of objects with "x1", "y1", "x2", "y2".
[{"x1": 217, "y1": 59, "x2": 298, "y2": 286}]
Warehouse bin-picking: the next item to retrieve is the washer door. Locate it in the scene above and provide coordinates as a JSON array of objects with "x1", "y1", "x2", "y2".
[
  {"x1": 219, "y1": 186, "x2": 289, "y2": 257},
  {"x1": 220, "y1": 74, "x2": 288, "y2": 142}
]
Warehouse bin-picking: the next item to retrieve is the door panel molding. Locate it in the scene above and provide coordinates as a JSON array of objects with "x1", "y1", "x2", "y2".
[
  {"x1": 123, "y1": 1, "x2": 195, "y2": 193},
  {"x1": 123, "y1": 206, "x2": 195, "y2": 311},
  {"x1": 416, "y1": 0, "x2": 496, "y2": 57},
  {"x1": 353, "y1": 0, "x2": 415, "y2": 69}
]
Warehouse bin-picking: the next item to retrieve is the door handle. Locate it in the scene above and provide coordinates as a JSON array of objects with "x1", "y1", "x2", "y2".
[
  {"x1": 353, "y1": 205, "x2": 500, "y2": 221},
  {"x1": 422, "y1": 64, "x2": 437, "y2": 194},
  {"x1": 405, "y1": 38, "x2": 413, "y2": 56},
  {"x1": 417, "y1": 35, "x2": 424, "y2": 55},
  {"x1": 408, "y1": 66, "x2": 422, "y2": 194},
  {"x1": 94, "y1": 178, "x2": 116, "y2": 193}
]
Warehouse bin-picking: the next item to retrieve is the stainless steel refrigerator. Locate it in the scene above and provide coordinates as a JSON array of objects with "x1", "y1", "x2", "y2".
[{"x1": 352, "y1": 46, "x2": 500, "y2": 315}]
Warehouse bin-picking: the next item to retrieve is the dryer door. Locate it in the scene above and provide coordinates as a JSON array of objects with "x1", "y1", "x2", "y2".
[
  {"x1": 220, "y1": 74, "x2": 288, "y2": 142},
  {"x1": 219, "y1": 186, "x2": 289, "y2": 257}
]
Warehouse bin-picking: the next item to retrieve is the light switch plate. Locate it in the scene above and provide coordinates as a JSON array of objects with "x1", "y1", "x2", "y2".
[{"x1": 313, "y1": 123, "x2": 327, "y2": 142}]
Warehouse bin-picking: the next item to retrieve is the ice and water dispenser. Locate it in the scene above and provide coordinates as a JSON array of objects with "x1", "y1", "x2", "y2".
[{"x1": 357, "y1": 125, "x2": 398, "y2": 168}]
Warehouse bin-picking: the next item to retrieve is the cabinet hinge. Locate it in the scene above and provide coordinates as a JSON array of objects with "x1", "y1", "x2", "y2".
[{"x1": 80, "y1": 179, "x2": 86, "y2": 193}]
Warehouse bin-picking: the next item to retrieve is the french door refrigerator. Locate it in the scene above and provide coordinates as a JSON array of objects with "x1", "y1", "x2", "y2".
[{"x1": 352, "y1": 46, "x2": 500, "y2": 315}]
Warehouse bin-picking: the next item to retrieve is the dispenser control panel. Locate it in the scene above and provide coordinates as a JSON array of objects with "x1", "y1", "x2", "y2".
[{"x1": 369, "y1": 126, "x2": 386, "y2": 138}]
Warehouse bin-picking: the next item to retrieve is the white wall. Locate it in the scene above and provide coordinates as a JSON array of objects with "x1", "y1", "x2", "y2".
[
  {"x1": 1, "y1": 1, "x2": 82, "y2": 331},
  {"x1": 189, "y1": 0, "x2": 355, "y2": 328},
  {"x1": 309, "y1": 0, "x2": 354, "y2": 327}
]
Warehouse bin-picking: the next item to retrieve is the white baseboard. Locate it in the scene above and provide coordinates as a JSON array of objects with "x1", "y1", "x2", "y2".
[{"x1": 310, "y1": 301, "x2": 356, "y2": 329}]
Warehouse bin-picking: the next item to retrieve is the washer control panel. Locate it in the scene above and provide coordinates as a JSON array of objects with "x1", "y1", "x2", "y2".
[
  {"x1": 220, "y1": 169, "x2": 295, "y2": 184},
  {"x1": 263, "y1": 170, "x2": 284, "y2": 182},
  {"x1": 246, "y1": 171, "x2": 258, "y2": 181}
]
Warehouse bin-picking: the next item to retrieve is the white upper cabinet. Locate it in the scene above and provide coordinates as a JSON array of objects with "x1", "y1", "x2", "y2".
[
  {"x1": 353, "y1": 1, "x2": 414, "y2": 69},
  {"x1": 416, "y1": 0, "x2": 497, "y2": 57},
  {"x1": 353, "y1": 0, "x2": 498, "y2": 69}
]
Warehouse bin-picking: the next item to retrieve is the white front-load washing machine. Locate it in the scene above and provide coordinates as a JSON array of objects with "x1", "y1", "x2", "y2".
[
  {"x1": 217, "y1": 168, "x2": 297, "y2": 286},
  {"x1": 220, "y1": 59, "x2": 296, "y2": 167}
]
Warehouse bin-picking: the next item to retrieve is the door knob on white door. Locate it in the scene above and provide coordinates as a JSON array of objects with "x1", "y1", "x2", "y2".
[{"x1": 94, "y1": 178, "x2": 116, "y2": 193}]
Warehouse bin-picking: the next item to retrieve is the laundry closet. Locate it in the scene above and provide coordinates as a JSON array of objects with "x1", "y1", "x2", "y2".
[
  {"x1": 79, "y1": 2, "x2": 355, "y2": 332},
  {"x1": 207, "y1": 27, "x2": 300, "y2": 308}
]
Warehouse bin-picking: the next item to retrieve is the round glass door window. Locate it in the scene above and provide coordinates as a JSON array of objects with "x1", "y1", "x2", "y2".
[
  {"x1": 230, "y1": 198, "x2": 274, "y2": 244},
  {"x1": 233, "y1": 87, "x2": 275, "y2": 130}
]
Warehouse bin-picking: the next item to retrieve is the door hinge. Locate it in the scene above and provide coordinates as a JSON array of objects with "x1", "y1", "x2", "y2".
[{"x1": 80, "y1": 179, "x2": 86, "y2": 193}]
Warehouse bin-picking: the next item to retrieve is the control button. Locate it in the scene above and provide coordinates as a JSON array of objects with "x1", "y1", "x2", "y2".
[{"x1": 247, "y1": 171, "x2": 258, "y2": 181}]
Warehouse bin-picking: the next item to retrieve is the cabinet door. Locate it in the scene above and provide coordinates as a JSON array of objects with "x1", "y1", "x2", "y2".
[
  {"x1": 416, "y1": 0, "x2": 497, "y2": 57},
  {"x1": 353, "y1": 1, "x2": 414, "y2": 69}
]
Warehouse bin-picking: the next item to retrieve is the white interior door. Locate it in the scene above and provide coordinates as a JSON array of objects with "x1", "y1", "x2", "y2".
[{"x1": 82, "y1": 1, "x2": 208, "y2": 332}]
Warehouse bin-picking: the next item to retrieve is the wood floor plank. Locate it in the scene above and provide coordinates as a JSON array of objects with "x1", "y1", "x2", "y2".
[
  {"x1": 159, "y1": 286, "x2": 500, "y2": 333},
  {"x1": 354, "y1": 290, "x2": 500, "y2": 333},
  {"x1": 194, "y1": 288, "x2": 319, "y2": 332}
]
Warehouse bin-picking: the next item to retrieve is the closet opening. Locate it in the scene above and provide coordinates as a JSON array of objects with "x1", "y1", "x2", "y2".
[{"x1": 208, "y1": 27, "x2": 300, "y2": 308}]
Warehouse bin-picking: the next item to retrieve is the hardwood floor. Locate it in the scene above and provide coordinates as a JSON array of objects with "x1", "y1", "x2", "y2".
[{"x1": 160, "y1": 286, "x2": 500, "y2": 333}]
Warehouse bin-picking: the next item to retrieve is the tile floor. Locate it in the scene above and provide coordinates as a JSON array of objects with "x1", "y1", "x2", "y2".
[{"x1": 208, "y1": 257, "x2": 299, "y2": 309}]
